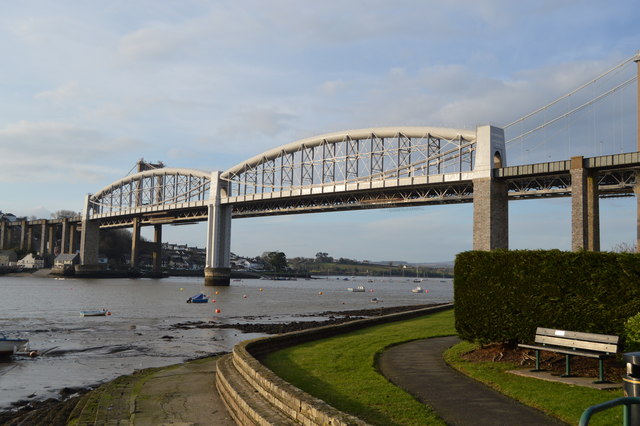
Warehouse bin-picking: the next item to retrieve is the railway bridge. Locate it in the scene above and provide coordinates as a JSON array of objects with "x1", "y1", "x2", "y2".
[{"x1": 59, "y1": 125, "x2": 640, "y2": 284}]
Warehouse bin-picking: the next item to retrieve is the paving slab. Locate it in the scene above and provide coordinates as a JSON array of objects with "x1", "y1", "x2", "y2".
[
  {"x1": 130, "y1": 358, "x2": 236, "y2": 426},
  {"x1": 508, "y1": 369, "x2": 622, "y2": 390},
  {"x1": 378, "y1": 336, "x2": 566, "y2": 425}
]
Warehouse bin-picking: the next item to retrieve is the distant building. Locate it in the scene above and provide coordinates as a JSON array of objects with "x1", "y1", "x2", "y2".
[
  {"x1": 0, "y1": 250, "x2": 17, "y2": 267},
  {"x1": 51, "y1": 253, "x2": 80, "y2": 275},
  {"x1": 17, "y1": 253, "x2": 45, "y2": 269},
  {"x1": 54, "y1": 253, "x2": 79, "y2": 267},
  {"x1": 0, "y1": 211, "x2": 17, "y2": 222}
]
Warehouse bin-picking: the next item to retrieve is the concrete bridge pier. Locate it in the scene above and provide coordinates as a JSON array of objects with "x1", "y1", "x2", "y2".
[
  {"x1": 152, "y1": 224, "x2": 162, "y2": 274},
  {"x1": 131, "y1": 217, "x2": 141, "y2": 269},
  {"x1": 77, "y1": 194, "x2": 102, "y2": 275},
  {"x1": 39, "y1": 221, "x2": 47, "y2": 256},
  {"x1": 571, "y1": 156, "x2": 600, "y2": 251},
  {"x1": 205, "y1": 171, "x2": 232, "y2": 286},
  {"x1": 60, "y1": 218, "x2": 68, "y2": 254},
  {"x1": 68, "y1": 222, "x2": 78, "y2": 254},
  {"x1": 19, "y1": 220, "x2": 27, "y2": 251},
  {"x1": 48, "y1": 223, "x2": 55, "y2": 256},
  {"x1": 472, "y1": 125, "x2": 509, "y2": 251}
]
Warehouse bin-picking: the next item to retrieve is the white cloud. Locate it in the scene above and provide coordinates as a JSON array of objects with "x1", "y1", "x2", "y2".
[
  {"x1": 35, "y1": 81, "x2": 83, "y2": 103},
  {"x1": 0, "y1": 121, "x2": 141, "y2": 183}
]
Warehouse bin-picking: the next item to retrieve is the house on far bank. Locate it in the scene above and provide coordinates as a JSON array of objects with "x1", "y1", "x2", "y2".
[
  {"x1": 17, "y1": 253, "x2": 45, "y2": 269},
  {"x1": 51, "y1": 253, "x2": 79, "y2": 275},
  {"x1": 0, "y1": 250, "x2": 17, "y2": 267}
]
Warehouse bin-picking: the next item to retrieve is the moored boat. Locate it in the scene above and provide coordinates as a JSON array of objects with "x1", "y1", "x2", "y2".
[
  {"x1": 187, "y1": 293, "x2": 208, "y2": 303},
  {"x1": 0, "y1": 334, "x2": 29, "y2": 357},
  {"x1": 347, "y1": 285, "x2": 366, "y2": 292},
  {"x1": 80, "y1": 309, "x2": 109, "y2": 317},
  {"x1": 411, "y1": 286, "x2": 425, "y2": 293}
]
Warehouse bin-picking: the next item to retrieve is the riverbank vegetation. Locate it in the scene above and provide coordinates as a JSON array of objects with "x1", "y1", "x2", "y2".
[{"x1": 455, "y1": 250, "x2": 640, "y2": 346}]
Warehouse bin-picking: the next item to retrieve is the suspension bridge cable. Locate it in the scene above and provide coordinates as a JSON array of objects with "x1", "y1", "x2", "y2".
[
  {"x1": 506, "y1": 75, "x2": 638, "y2": 144},
  {"x1": 503, "y1": 54, "x2": 638, "y2": 129}
]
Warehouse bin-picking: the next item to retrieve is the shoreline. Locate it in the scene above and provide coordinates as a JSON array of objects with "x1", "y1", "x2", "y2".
[{"x1": 0, "y1": 303, "x2": 440, "y2": 424}]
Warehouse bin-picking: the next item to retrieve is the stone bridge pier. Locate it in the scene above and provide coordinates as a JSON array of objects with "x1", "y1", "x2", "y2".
[{"x1": 204, "y1": 171, "x2": 232, "y2": 286}]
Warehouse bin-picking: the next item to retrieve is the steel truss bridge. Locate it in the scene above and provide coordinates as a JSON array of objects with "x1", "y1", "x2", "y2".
[
  {"x1": 5, "y1": 124, "x2": 638, "y2": 285},
  {"x1": 85, "y1": 127, "x2": 638, "y2": 228}
]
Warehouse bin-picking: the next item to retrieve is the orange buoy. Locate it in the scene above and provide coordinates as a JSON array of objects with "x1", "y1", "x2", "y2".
[
  {"x1": 318, "y1": 291, "x2": 323, "y2": 295},
  {"x1": 107, "y1": 312, "x2": 112, "y2": 315},
  {"x1": 215, "y1": 308, "x2": 221, "y2": 313},
  {"x1": 243, "y1": 294, "x2": 247, "y2": 298},
  {"x1": 212, "y1": 299, "x2": 216, "y2": 303},
  {"x1": 215, "y1": 291, "x2": 219, "y2": 295}
]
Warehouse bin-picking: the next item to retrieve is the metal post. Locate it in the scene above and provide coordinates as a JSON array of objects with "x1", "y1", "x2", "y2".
[
  {"x1": 563, "y1": 354, "x2": 572, "y2": 377},
  {"x1": 635, "y1": 54, "x2": 640, "y2": 252}
]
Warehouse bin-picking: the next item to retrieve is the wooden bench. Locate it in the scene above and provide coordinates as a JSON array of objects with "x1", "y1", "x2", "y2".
[{"x1": 518, "y1": 327, "x2": 619, "y2": 383}]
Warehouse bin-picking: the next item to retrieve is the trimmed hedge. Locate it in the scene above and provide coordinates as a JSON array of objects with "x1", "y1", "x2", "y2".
[{"x1": 454, "y1": 250, "x2": 640, "y2": 346}]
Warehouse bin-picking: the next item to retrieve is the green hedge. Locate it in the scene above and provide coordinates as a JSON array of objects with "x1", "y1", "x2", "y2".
[{"x1": 454, "y1": 250, "x2": 640, "y2": 345}]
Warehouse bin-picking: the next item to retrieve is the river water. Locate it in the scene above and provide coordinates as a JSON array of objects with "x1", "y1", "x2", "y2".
[{"x1": 0, "y1": 273, "x2": 453, "y2": 411}]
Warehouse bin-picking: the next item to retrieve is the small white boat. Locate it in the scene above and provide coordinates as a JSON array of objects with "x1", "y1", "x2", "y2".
[
  {"x1": 348, "y1": 285, "x2": 366, "y2": 292},
  {"x1": 370, "y1": 297, "x2": 382, "y2": 303},
  {"x1": 80, "y1": 309, "x2": 110, "y2": 317},
  {"x1": 0, "y1": 334, "x2": 29, "y2": 357},
  {"x1": 411, "y1": 286, "x2": 425, "y2": 293}
]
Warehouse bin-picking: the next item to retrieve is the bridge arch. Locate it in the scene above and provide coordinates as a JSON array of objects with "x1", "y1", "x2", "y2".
[
  {"x1": 89, "y1": 168, "x2": 212, "y2": 217},
  {"x1": 221, "y1": 126, "x2": 477, "y2": 197}
]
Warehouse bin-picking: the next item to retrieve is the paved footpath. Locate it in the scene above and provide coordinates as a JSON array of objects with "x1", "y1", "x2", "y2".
[{"x1": 378, "y1": 336, "x2": 566, "y2": 426}]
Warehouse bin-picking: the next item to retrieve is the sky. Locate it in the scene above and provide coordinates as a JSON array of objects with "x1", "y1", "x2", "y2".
[{"x1": 1, "y1": 0, "x2": 639, "y2": 263}]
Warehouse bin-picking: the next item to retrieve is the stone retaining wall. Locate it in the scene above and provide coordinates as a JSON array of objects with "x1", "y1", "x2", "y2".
[{"x1": 216, "y1": 303, "x2": 454, "y2": 425}]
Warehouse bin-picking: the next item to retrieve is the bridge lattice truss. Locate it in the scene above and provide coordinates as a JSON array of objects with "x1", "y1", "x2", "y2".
[
  {"x1": 222, "y1": 127, "x2": 476, "y2": 196},
  {"x1": 89, "y1": 169, "x2": 212, "y2": 224}
]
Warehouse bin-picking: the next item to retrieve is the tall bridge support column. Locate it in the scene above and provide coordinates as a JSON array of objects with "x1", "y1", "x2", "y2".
[
  {"x1": 472, "y1": 125, "x2": 508, "y2": 251},
  {"x1": 48, "y1": 224, "x2": 55, "y2": 256},
  {"x1": 39, "y1": 221, "x2": 47, "y2": 255},
  {"x1": 77, "y1": 194, "x2": 101, "y2": 274},
  {"x1": 27, "y1": 225, "x2": 34, "y2": 252},
  {"x1": 131, "y1": 217, "x2": 141, "y2": 269},
  {"x1": 19, "y1": 220, "x2": 27, "y2": 251},
  {"x1": 68, "y1": 223, "x2": 77, "y2": 253},
  {"x1": 60, "y1": 218, "x2": 68, "y2": 254},
  {"x1": 152, "y1": 224, "x2": 162, "y2": 274},
  {"x1": 571, "y1": 156, "x2": 600, "y2": 251},
  {"x1": 205, "y1": 171, "x2": 232, "y2": 286}
]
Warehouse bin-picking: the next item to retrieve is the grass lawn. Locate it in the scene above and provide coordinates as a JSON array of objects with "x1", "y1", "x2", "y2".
[
  {"x1": 263, "y1": 309, "x2": 625, "y2": 425},
  {"x1": 263, "y1": 309, "x2": 456, "y2": 425}
]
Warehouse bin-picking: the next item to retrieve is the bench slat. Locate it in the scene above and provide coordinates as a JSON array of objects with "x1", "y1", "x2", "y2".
[
  {"x1": 534, "y1": 335, "x2": 618, "y2": 354},
  {"x1": 518, "y1": 343, "x2": 613, "y2": 359},
  {"x1": 535, "y1": 327, "x2": 619, "y2": 344}
]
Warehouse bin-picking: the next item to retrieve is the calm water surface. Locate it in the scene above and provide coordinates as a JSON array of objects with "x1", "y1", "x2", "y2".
[{"x1": 0, "y1": 273, "x2": 453, "y2": 410}]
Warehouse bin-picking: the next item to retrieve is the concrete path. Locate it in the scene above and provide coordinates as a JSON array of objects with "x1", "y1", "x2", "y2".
[
  {"x1": 130, "y1": 358, "x2": 236, "y2": 425},
  {"x1": 378, "y1": 336, "x2": 566, "y2": 425}
]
